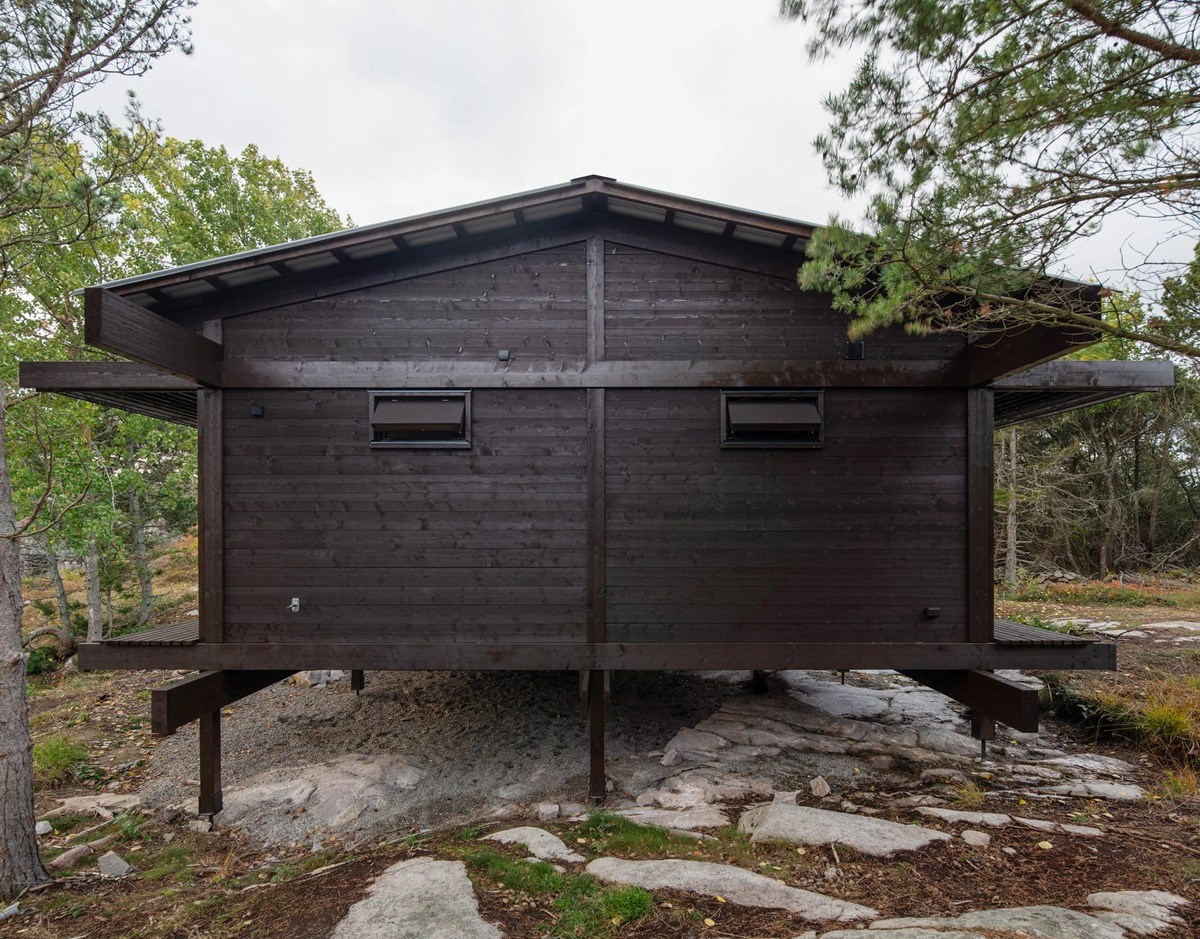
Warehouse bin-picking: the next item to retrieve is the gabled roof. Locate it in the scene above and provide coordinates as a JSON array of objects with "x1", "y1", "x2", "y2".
[{"x1": 96, "y1": 175, "x2": 817, "y2": 312}]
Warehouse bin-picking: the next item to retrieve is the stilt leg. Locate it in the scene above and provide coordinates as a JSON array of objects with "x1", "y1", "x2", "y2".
[
  {"x1": 587, "y1": 669, "x2": 606, "y2": 803},
  {"x1": 750, "y1": 670, "x2": 769, "y2": 694},
  {"x1": 971, "y1": 715, "x2": 995, "y2": 758},
  {"x1": 198, "y1": 710, "x2": 222, "y2": 816},
  {"x1": 350, "y1": 670, "x2": 365, "y2": 695}
]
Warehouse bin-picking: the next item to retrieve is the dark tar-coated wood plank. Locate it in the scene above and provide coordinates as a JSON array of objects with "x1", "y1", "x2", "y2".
[
  {"x1": 151, "y1": 669, "x2": 292, "y2": 736},
  {"x1": 77, "y1": 638, "x2": 1117, "y2": 672},
  {"x1": 217, "y1": 358, "x2": 966, "y2": 389},
  {"x1": 19, "y1": 361, "x2": 200, "y2": 391},
  {"x1": 900, "y1": 669, "x2": 1040, "y2": 732},
  {"x1": 994, "y1": 618, "x2": 1090, "y2": 646},
  {"x1": 84, "y1": 287, "x2": 223, "y2": 386},
  {"x1": 102, "y1": 620, "x2": 199, "y2": 646}
]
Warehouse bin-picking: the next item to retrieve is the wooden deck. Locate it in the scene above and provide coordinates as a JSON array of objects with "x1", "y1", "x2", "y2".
[
  {"x1": 103, "y1": 620, "x2": 199, "y2": 646},
  {"x1": 993, "y1": 618, "x2": 1089, "y2": 646}
]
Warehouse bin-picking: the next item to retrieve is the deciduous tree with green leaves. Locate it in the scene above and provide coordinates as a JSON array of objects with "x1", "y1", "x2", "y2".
[
  {"x1": 0, "y1": 0, "x2": 195, "y2": 899},
  {"x1": 780, "y1": 0, "x2": 1200, "y2": 357}
]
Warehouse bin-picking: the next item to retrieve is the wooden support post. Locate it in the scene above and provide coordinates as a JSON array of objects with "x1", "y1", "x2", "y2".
[
  {"x1": 350, "y1": 670, "x2": 365, "y2": 694},
  {"x1": 966, "y1": 388, "x2": 995, "y2": 643},
  {"x1": 198, "y1": 710, "x2": 222, "y2": 817},
  {"x1": 586, "y1": 668, "x2": 607, "y2": 802}
]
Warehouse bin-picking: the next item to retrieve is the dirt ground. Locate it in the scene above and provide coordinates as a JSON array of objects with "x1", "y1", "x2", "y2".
[{"x1": 8, "y1": 577, "x2": 1200, "y2": 938}]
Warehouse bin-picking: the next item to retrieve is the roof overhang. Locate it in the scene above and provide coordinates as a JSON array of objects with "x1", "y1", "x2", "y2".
[
  {"x1": 86, "y1": 175, "x2": 818, "y2": 320},
  {"x1": 992, "y1": 360, "x2": 1174, "y2": 427}
]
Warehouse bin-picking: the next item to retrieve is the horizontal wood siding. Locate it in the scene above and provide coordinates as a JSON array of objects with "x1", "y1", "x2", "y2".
[
  {"x1": 222, "y1": 388, "x2": 588, "y2": 642},
  {"x1": 603, "y1": 244, "x2": 964, "y2": 361},
  {"x1": 222, "y1": 244, "x2": 586, "y2": 361},
  {"x1": 605, "y1": 388, "x2": 968, "y2": 644}
]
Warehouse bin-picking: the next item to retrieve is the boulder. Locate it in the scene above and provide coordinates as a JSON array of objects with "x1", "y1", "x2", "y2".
[{"x1": 97, "y1": 851, "x2": 132, "y2": 878}]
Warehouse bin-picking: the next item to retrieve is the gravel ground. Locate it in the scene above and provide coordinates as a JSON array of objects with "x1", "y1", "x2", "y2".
[{"x1": 141, "y1": 669, "x2": 744, "y2": 838}]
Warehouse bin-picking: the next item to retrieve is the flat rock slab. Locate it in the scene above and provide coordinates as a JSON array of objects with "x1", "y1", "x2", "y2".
[
  {"x1": 915, "y1": 808, "x2": 1103, "y2": 837},
  {"x1": 822, "y1": 930, "x2": 988, "y2": 939},
  {"x1": 739, "y1": 805, "x2": 950, "y2": 857},
  {"x1": 870, "y1": 905, "x2": 1126, "y2": 939},
  {"x1": 917, "y1": 807, "x2": 1011, "y2": 827},
  {"x1": 330, "y1": 857, "x2": 502, "y2": 939},
  {"x1": 615, "y1": 805, "x2": 729, "y2": 830},
  {"x1": 484, "y1": 827, "x2": 583, "y2": 863},
  {"x1": 585, "y1": 857, "x2": 876, "y2": 922},
  {"x1": 1086, "y1": 890, "x2": 1187, "y2": 935},
  {"x1": 218, "y1": 753, "x2": 424, "y2": 843},
  {"x1": 1044, "y1": 781, "x2": 1145, "y2": 800}
]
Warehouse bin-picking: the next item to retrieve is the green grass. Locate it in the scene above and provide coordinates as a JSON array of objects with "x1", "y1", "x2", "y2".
[
  {"x1": 553, "y1": 875, "x2": 653, "y2": 937},
  {"x1": 575, "y1": 811, "x2": 700, "y2": 857},
  {"x1": 32, "y1": 733, "x2": 92, "y2": 786},
  {"x1": 140, "y1": 844, "x2": 196, "y2": 882},
  {"x1": 464, "y1": 847, "x2": 565, "y2": 895},
  {"x1": 1137, "y1": 703, "x2": 1194, "y2": 745}
]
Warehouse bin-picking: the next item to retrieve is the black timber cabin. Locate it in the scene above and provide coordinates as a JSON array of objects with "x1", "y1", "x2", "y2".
[{"x1": 21, "y1": 175, "x2": 1174, "y2": 813}]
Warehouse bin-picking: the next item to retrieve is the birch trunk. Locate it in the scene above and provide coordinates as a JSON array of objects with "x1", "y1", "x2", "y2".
[
  {"x1": 40, "y1": 537, "x2": 72, "y2": 639},
  {"x1": 0, "y1": 387, "x2": 50, "y2": 897}
]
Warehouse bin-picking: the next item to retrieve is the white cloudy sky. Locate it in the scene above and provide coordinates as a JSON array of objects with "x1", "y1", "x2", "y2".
[
  {"x1": 84, "y1": 0, "x2": 855, "y2": 226},
  {"x1": 82, "y1": 0, "x2": 1173, "y2": 287}
]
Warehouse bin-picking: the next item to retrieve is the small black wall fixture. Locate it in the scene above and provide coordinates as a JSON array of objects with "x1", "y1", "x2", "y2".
[
  {"x1": 846, "y1": 340, "x2": 865, "y2": 360},
  {"x1": 249, "y1": 403, "x2": 264, "y2": 418}
]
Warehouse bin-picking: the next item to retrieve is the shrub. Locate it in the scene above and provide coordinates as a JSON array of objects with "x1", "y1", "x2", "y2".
[{"x1": 25, "y1": 646, "x2": 59, "y2": 675}]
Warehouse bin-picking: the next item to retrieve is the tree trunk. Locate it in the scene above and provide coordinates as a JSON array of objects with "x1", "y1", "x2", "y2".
[
  {"x1": 85, "y1": 539, "x2": 102, "y2": 644},
  {"x1": 1147, "y1": 409, "x2": 1172, "y2": 557},
  {"x1": 0, "y1": 388, "x2": 50, "y2": 897},
  {"x1": 1005, "y1": 427, "x2": 1019, "y2": 585},
  {"x1": 129, "y1": 482, "x2": 153, "y2": 628},
  {"x1": 40, "y1": 536, "x2": 72, "y2": 639},
  {"x1": 1098, "y1": 434, "x2": 1119, "y2": 576}
]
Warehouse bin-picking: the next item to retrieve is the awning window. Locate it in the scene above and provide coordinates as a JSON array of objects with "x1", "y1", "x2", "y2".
[
  {"x1": 721, "y1": 391, "x2": 823, "y2": 448},
  {"x1": 369, "y1": 391, "x2": 471, "y2": 448}
]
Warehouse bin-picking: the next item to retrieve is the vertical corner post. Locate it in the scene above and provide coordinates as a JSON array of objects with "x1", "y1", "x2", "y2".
[
  {"x1": 198, "y1": 319, "x2": 224, "y2": 644},
  {"x1": 585, "y1": 233, "x2": 608, "y2": 802},
  {"x1": 198, "y1": 710, "x2": 222, "y2": 816},
  {"x1": 967, "y1": 387, "x2": 995, "y2": 643}
]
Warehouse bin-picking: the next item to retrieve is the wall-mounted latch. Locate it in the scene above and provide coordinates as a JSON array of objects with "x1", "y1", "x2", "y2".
[{"x1": 288, "y1": 597, "x2": 301, "y2": 613}]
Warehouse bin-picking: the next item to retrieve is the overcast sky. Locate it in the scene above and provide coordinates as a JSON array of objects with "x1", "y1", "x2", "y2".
[
  {"x1": 86, "y1": 0, "x2": 855, "y2": 228},
  {"x1": 81, "y1": 0, "x2": 1174, "y2": 289}
]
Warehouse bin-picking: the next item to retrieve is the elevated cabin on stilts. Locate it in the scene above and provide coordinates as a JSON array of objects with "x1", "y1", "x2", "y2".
[{"x1": 21, "y1": 176, "x2": 1173, "y2": 814}]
